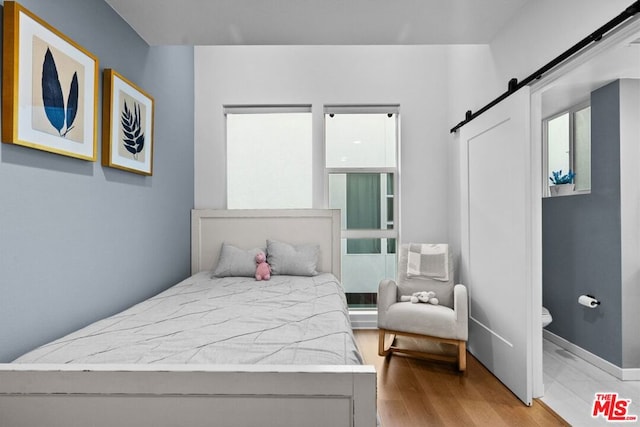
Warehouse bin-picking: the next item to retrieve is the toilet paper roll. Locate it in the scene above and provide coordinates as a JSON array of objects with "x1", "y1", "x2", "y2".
[{"x1": 578, "y1": 295, "x2": 599, "y2": 308}]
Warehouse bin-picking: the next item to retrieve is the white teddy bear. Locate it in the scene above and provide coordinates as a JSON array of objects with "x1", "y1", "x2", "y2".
[{"x1": 400, "y1": 291, "x2": 439, "y2": 305}]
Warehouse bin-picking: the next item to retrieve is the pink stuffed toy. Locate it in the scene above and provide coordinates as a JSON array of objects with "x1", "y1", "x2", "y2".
[{"x1": 255, "y1": 251, "x2": 271, "y2": 281}]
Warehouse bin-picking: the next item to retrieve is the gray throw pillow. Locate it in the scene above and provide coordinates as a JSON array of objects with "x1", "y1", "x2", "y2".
[
  {"x1": 211, "y1": 242, "x2": 262, "y2": 277},
  {"x1": 267, "y1": 240, "x2": 319, "y2": 276}
]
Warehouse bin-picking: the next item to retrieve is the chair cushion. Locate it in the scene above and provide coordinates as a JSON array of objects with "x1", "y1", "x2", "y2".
[
  {"x1": 397, "y1": 244, "x2": 454, "y2": 308},
  {"x1": 383, "y1": 302, "x2": 462, "y2": 339}
]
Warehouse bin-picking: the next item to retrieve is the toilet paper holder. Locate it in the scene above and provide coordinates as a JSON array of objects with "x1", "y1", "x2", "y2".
[{"x1": 578, "y1": 294, "x2": 601, "y2": 307}]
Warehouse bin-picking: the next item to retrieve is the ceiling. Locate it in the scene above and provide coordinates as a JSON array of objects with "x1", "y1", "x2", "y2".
[
  {"x1": 104, "y1": 0, "x2": 640, "y2": 118},
  {"x1": 104, "y1": 0, "x2": 531, "y2": 46}
]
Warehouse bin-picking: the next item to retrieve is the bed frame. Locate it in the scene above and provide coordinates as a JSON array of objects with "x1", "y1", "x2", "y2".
[{"x1": 0, "y1": 209, "x2": 377, "y2": 427}]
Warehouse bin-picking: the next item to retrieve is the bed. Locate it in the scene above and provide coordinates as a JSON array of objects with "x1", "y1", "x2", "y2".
[{"x1": 0, "y1": 209, "x2": 377, "y2": 427}]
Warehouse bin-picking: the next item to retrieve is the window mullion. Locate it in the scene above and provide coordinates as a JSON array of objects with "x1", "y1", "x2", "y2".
[
  {"x1": 569, "y1": 111, "x2": 576, "y2": 173},
  {"x1": 326, "y1": 167, "x2": 396, "y2": 174},
  {"x1": 342, "y1": 229, "x2": 396, "y2": 239}
]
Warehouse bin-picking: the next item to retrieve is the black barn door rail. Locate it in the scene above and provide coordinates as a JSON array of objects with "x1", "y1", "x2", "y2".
[{"x1": 450, "y1": 1, "x2": 640, "y2": 133}]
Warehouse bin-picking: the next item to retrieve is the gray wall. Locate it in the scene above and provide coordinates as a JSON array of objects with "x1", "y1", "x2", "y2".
[
  {"x1": 0, "y1": 0, "x2": 194, "y2": 362},
  {"x1": 542, "y1": 80, "x2": 622, "y2": 366}
]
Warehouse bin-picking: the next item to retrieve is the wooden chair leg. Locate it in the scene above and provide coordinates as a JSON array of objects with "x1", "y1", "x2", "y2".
[
  {"x1": 378, "y1": 329, "x2": 388, "y2": 356},
  {"x1": 458, "y1": 341, "x2": 467, "y2": 371}
]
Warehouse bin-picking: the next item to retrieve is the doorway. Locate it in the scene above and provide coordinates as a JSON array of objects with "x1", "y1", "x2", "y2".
[{"x1": 530, "y1": 16, "x2": 640, "y2": 424}]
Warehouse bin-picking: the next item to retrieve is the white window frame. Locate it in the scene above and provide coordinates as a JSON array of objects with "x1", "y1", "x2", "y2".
[
  {"x1": 324, "y1": 106, "x2": 400, "y2": 317},
  {"x1": 224, "y1": 104, "x2": 313, "y2": 209},
  {"x1": 323, "y1": 105, "x2": 400, "y2": 244},
  {"x1": 542, "y1": 100, "x2": 591, "y2": 197}
]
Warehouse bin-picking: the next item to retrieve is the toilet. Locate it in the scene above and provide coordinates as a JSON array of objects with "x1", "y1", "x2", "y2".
[{"x1": 542, "y1": 306, "x2": 553, "y2": 328}]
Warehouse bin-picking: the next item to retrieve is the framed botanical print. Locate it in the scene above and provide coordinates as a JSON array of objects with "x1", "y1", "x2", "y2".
[
  {"x1": 102, "y1": 69, "x2": 154, "y2": 175},
  {"x1": 2, "y1": 1, "x2": 99, "y2": 161}
]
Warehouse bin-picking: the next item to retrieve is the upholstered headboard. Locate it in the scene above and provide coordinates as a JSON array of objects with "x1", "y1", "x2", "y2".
[{"x1": 191, "y1": 209, "x2": 342, "y2": 279}]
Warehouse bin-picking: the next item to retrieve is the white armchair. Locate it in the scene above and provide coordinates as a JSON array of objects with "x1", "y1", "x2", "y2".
[{"x1": 377, "y1": 244, "x2": 468, "y2": 371}]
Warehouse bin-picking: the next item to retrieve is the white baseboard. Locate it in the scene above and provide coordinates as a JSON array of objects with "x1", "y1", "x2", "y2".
[
  {"x1": 624, "y1": 369, "x2": 640, "y2": 381},
  {"x1": 350, "y1": 310, "x2": 378, "y2": 330},
  {"x1": 543, "y1": 330, "x2": 640, "y2": 381}
]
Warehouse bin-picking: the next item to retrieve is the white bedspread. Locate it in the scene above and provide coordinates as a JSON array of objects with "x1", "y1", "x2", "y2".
[{"x1": 14, "y1": 272, "x2": 363, "y2": 366}]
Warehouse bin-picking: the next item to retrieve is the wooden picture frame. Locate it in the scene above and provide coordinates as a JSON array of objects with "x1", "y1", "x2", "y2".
[
  {"x1": 2, "y1": 1, "x2": 99, "y2": 161},
  {"x1": 102, "y1": 69, "x2": 154, "y2": 175}
]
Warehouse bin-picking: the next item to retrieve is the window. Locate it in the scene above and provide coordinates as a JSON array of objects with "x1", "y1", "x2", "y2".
[
  {"x1": 225, "y1": 106, "x2": 312, "y2": 209},
  {"x1": 325, "y1": 107, "x2": 399, "y2": 308},
  {"x1": 544, "y1": 103, "x2": 591, "y2": 195}
]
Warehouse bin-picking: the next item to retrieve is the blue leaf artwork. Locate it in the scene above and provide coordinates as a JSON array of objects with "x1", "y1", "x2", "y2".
[
  {"x1": 41, "y1": 48, "x2": 64, "y2": 133},
  {"x1": 66, "y1": 72, "x2": 79, "y2": 135},
  {"x1": 41, "y1": 47, "x2": 79, "y2": 137},
  {"x1": 121, "y1": 101, "x2": 145, "y2": 160}
]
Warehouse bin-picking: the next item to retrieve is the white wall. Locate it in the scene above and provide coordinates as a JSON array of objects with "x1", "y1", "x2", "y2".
[
  {"x1": 193, "y1": 1, "x2": 634, "y2": 270},
  {"x1": 445, "y1": 0, "x2": 635, "y2": 267},
  {"x1": 194, "y1": 45, "x2": 490, "y2": 244},
  {"x1": 446, "y1": 45, "x2": 502, "y2": 272},
  {"x1": 490, "y1": 0, "x2": 632, "y2": 84},
  {"x1": 619, "y1": 79, "x2": 640, "y2": 368}
]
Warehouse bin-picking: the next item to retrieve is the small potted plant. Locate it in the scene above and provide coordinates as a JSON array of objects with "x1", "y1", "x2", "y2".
[{"x1": 549, "y1": 169, "x2": 575, "y2": 196}]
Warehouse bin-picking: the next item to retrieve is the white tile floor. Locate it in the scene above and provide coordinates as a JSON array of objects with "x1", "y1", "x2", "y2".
[{"x1": 542, "y1": 339, "x2": 640, "y2": 426}]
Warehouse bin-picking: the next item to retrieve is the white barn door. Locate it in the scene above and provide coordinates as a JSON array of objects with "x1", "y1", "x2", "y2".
[{"x1": 459, "y1": 88, "x2": 533, "y2": 405}]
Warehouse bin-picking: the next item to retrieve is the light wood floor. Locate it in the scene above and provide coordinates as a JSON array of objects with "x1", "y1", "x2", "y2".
[{"x1": 354, "y1": 329, "x2": 569, "y2": 427}]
